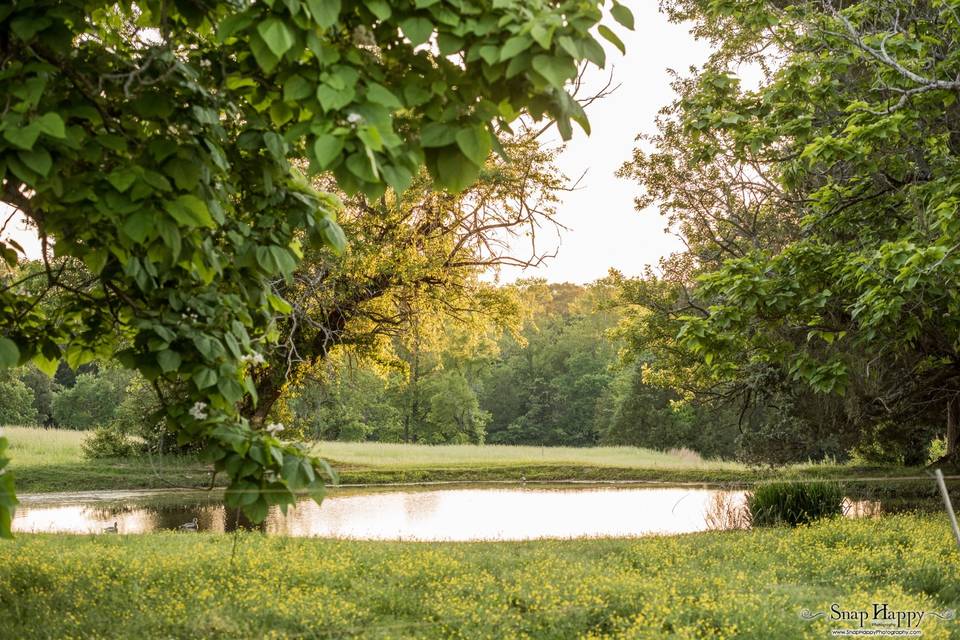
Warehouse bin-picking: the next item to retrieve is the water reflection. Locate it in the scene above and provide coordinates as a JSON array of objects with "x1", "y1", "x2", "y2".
[{"x1": 11, "y1": 485, "x2": 886, "y2": 541}]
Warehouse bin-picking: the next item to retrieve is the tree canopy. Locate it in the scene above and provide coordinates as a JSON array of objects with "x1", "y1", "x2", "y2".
[
  {"x1": 0, "y1": 0, "x2": 633, "y2": 537},
  {"x1": 619, "y1": 0, "x2": 960, "y2": 462}
]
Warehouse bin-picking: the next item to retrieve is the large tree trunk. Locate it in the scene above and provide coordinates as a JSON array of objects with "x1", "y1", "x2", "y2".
[{"x1": 948, "y1": 394, "x2": 960, "y2": 457}]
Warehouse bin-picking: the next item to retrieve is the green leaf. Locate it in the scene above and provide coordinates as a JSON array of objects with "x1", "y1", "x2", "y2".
[
  {"x1": 164, "y1": 195, "x2": 215, "y2": 228},
  {"x1": 532, "y1": 55, "x2": 575, "y2": 87},
  {"x1": 455, "y1": 126, "x2": 491, "y2": 166},
  {"x1": 249, "y1": 33, "x2": 280, "y2": 73},
  {"x1": 164, "y1": 158, "x2": 200, "y2": 191},
  {"x1": 268, "y1": 294, "x2": 293, "y2": 314},
  {"x1": 283, "y1": 74, "x2": 314, "y2": 101},
  {"x1": 434, "y1": 147, "x2": 480, "y2": 192},
  {"x1": 420, "y1": 122, "x2": 457, "y2": 147},
  {"x1": 244, "y1": 497, "x2": 269, "y2": 523},
  {"x1": 218, "y1": 377, "x2": 244, "y2": 404},
  {"x1": 437, "y1": 32, "x2": 464, "y2": 55},
  {"x1": 0, "y1": 338, "x2": 20, "y2": 369},
  {"x1": 33, "y1": 353, "x2": 59, "y2": 377},
  {"x1": 322, "y1": 219, "x2": 347, "y2": 253},
  {"x1": 364, "y1": 0, "x2": 391, "y2": 20},
  {"x1": 500, "y1": 35, "x2": 532, "y2": 61},
  {"x1": 18, "y1": 148, "x2": 52, "y2": 177},
  {"x1": 306, "y1": 0, "x2": 340, "y2": 28},
  {"x1": 313, "y1": 134, "x2": 344, "y2": 169},
  {"x1": 401, "y1": 17, "x2": 433, "y2": 46},
  {"x1": 381, "y1": 164, "x2": 413, "y2": 193},
  {"x1": 108, "y1": 167, "x2": 139, "y2": 193},
  {"x1": 217, "y1": 11, "x2": 256, "y2": 41},
  {"x1": 36, "y1": 113, "x2": 66, "y2": 139},
  {"x1": 597, "y1": 25, "x2": 625, "y2": 55},
  {"x1": 257, "y1": 18, "x2": 296, "y2": 58},
  {"x1": 122, "y1": 211, "x2": 155, "y2": 243},
  {"x1": 194, "y1": 367, "x2": 218, "y2": 390},
  {"x1": 366, "y1": 83, "x2": 402, "y2": 108},
  {"x1": 157, "y1": 350, "x2": 182, "y2": 374},
  {"x1": 3, "y1": 123, "x2": 40, "y2": 150},
  {"x1": 610, "y1": 2, "x2": 635, "y2": 30}
]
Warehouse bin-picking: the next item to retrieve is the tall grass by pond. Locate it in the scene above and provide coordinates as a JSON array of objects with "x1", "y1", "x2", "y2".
[
  {"x1": 1, "y1": 514, "x2": 957, "y2": 639},
  {"x1": 2, "y1": 426, "x2": 86, "y2": 467},
  {"x1": 315, "y1": 441, "x2": 745, "y2": 470},
  {"x1": 747, "y1": 480, "x2": 845, "y2": 527}
]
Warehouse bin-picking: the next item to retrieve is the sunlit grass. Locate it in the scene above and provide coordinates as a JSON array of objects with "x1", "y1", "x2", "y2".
[
  {"x1": 314, "y1": 440, "x2": 747, "y2": 470},
  {"x1": 3, "y1": 426, "x2": 86, "y2": 467}
]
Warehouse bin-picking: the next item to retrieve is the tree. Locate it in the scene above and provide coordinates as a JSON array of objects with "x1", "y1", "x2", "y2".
[
  {"x1": 622, "y1": 0, "x2": 960, "y2": 462},
  {"x1": 246, "y1": 134, "x2": 568, "y2": 425},
  {"x1": 286, "y1": 352, "x2": 402, "y2": 442},
  {"x1": 51, "y1": 368, "x2": 129, "y2": 429},
  {"x1": 0, "y1": 370, "x2": 37, "y2": 425},
  {"x1": 481, "y1": 280, "x2": 619, "y2": 446},
  {"x1": 18, "y1": 365, "x2": 57, "y2": 425},
  {"x1": 0, "y1": 0, "x2": 632, "y2": 534}
]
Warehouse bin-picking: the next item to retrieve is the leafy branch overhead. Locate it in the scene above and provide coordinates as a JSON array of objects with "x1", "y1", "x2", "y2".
[{"x1": 0, "y1": 0, "x2": 631, "y2": 535}]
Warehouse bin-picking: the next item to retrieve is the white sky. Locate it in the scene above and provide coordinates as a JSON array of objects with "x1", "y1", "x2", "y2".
[
  {"x1": 2, "y1": 2, "x2": 709, "y2": 284},
  {"x1": 497, "y1": 1, "x2": 712, "y2": 284}
]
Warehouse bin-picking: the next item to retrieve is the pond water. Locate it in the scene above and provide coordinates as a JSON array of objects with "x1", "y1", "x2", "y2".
[{"x1": 10, "y1": 485, "x2": 880, "y2": 541}]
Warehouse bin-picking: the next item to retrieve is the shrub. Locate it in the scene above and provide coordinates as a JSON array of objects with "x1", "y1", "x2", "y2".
[
  {"x1": 81, "y1": 425, "x2": 139, "y2": 459},
  {"x1": 0, "y1": 370, "x2": 37, "y2": 425},
  {"x1": 747, "y1": 481, "x2": 844, "y2": 527}
]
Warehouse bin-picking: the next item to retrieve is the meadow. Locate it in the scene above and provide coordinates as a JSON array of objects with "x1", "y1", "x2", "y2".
[
  {"x1": 4, "y1": 426, "x2": 939, "y2": 495},
  {"x1": 1, "y1": 513, "x2": 958, "y2": 639}
]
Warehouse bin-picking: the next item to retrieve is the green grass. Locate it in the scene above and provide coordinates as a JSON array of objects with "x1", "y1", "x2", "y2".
[
  {"x1": 3, "y1": 426, "x2": 944, "y2": 497},
  {"x1": 1, "y1": 513, "x2": 958, "y2": 638},
  {"x1": 315, "y1": 441, "x2": 746, "y2": 470},
  {"x1": 4, "y1": 426, "x2": 87, "y2": 467},
  {"x1": 5, "y1": 426, "x2": 215, "y2": 493}
]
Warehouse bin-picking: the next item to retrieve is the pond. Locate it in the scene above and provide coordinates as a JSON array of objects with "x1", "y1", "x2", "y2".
[{"x1": 10, "y1": 484, "x2": 882, "y2": 540}]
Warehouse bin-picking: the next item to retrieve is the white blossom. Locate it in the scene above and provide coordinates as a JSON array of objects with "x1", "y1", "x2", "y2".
[
  {"x1": 266, "y1": 422, "x2": 285, "y2": 436},
  {"x1": 346, "y1": 112, "x2": 363, "y2": 125},
  {"x1": 189, "y1": 401, "x2": 208, "y2": 421},
  {"x1": 241, "y1": 352, "x2": 266, "y2": 365}
]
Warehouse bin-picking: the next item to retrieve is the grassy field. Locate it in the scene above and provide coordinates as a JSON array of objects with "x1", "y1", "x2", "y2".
[
  {"x1": 3, "y1": 426, "x2": 943, "y2": 496},
  {"x1": 314, "y1": 441, "x2": 746, "y2": 470},
  {"x1": 5, "y1": 426, "x2": 215, "y2": 493},
  {"x1": 0, "y1": 513, "x2": 957, "y2": 638}
]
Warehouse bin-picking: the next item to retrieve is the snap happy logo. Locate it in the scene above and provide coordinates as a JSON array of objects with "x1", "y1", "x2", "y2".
[{"x1": 800, "y1": 603, "x2": 955, "y2": 636}]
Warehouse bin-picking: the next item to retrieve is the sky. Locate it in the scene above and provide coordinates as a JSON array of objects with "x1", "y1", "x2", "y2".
[
  {"x1": 495, "y1": 1, "x2": 713, "y2": 284},
  {"x1": 1, "y1": 2, "x2": 711, "y2": 284}
]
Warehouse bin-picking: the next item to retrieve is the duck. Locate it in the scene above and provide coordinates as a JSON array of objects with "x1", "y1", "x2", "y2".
[
  {"x1": 177, "y1": 517, "x2": 199, "y2": 531},
  {"x1": 103, "y1": 521, "x2": 118, "y2": 534}
]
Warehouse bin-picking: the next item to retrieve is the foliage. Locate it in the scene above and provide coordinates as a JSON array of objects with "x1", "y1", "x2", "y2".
[
  {"x1": 0, "y1": 0, "x2": 629, "y2": 528},
  {"x1": 249, "y1": 134, "x2": 565, "y2": 425},
  {"x1": 80, "y1": 424, "x2": 139, "y2": 459},
  {"x1": 288, "y1": 356, "x2": 402, "y2": 442},
  {"x1": 620, "y1": 0, "x2": 960, "y2": 460},
  {"x1": 747, "y1": 481, "x2": 844, "y2": 528},
  {"x1": 482, "y1": 281, "x2": 619, "y2": 446},
  {"x1": 18, "y1": 366, "x2": 57, "y2": 425},
  {"x1": 0, "y1": 370, "x2": 37, "y2": 426},
  {"x1": 50, "y1": 368, "x2": 130, "y2": 430},
  {"x1": 0, "y1": 515, "x2": 958, "y2": 638}
]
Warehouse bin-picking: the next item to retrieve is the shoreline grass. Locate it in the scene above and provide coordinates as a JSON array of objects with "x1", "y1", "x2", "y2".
[
  {"x1": 1, "y1": 514, "x2": 957, "y2": 638},
  {"x1": 3, "y1": 427, "x2": 947, "y2": 499}
]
